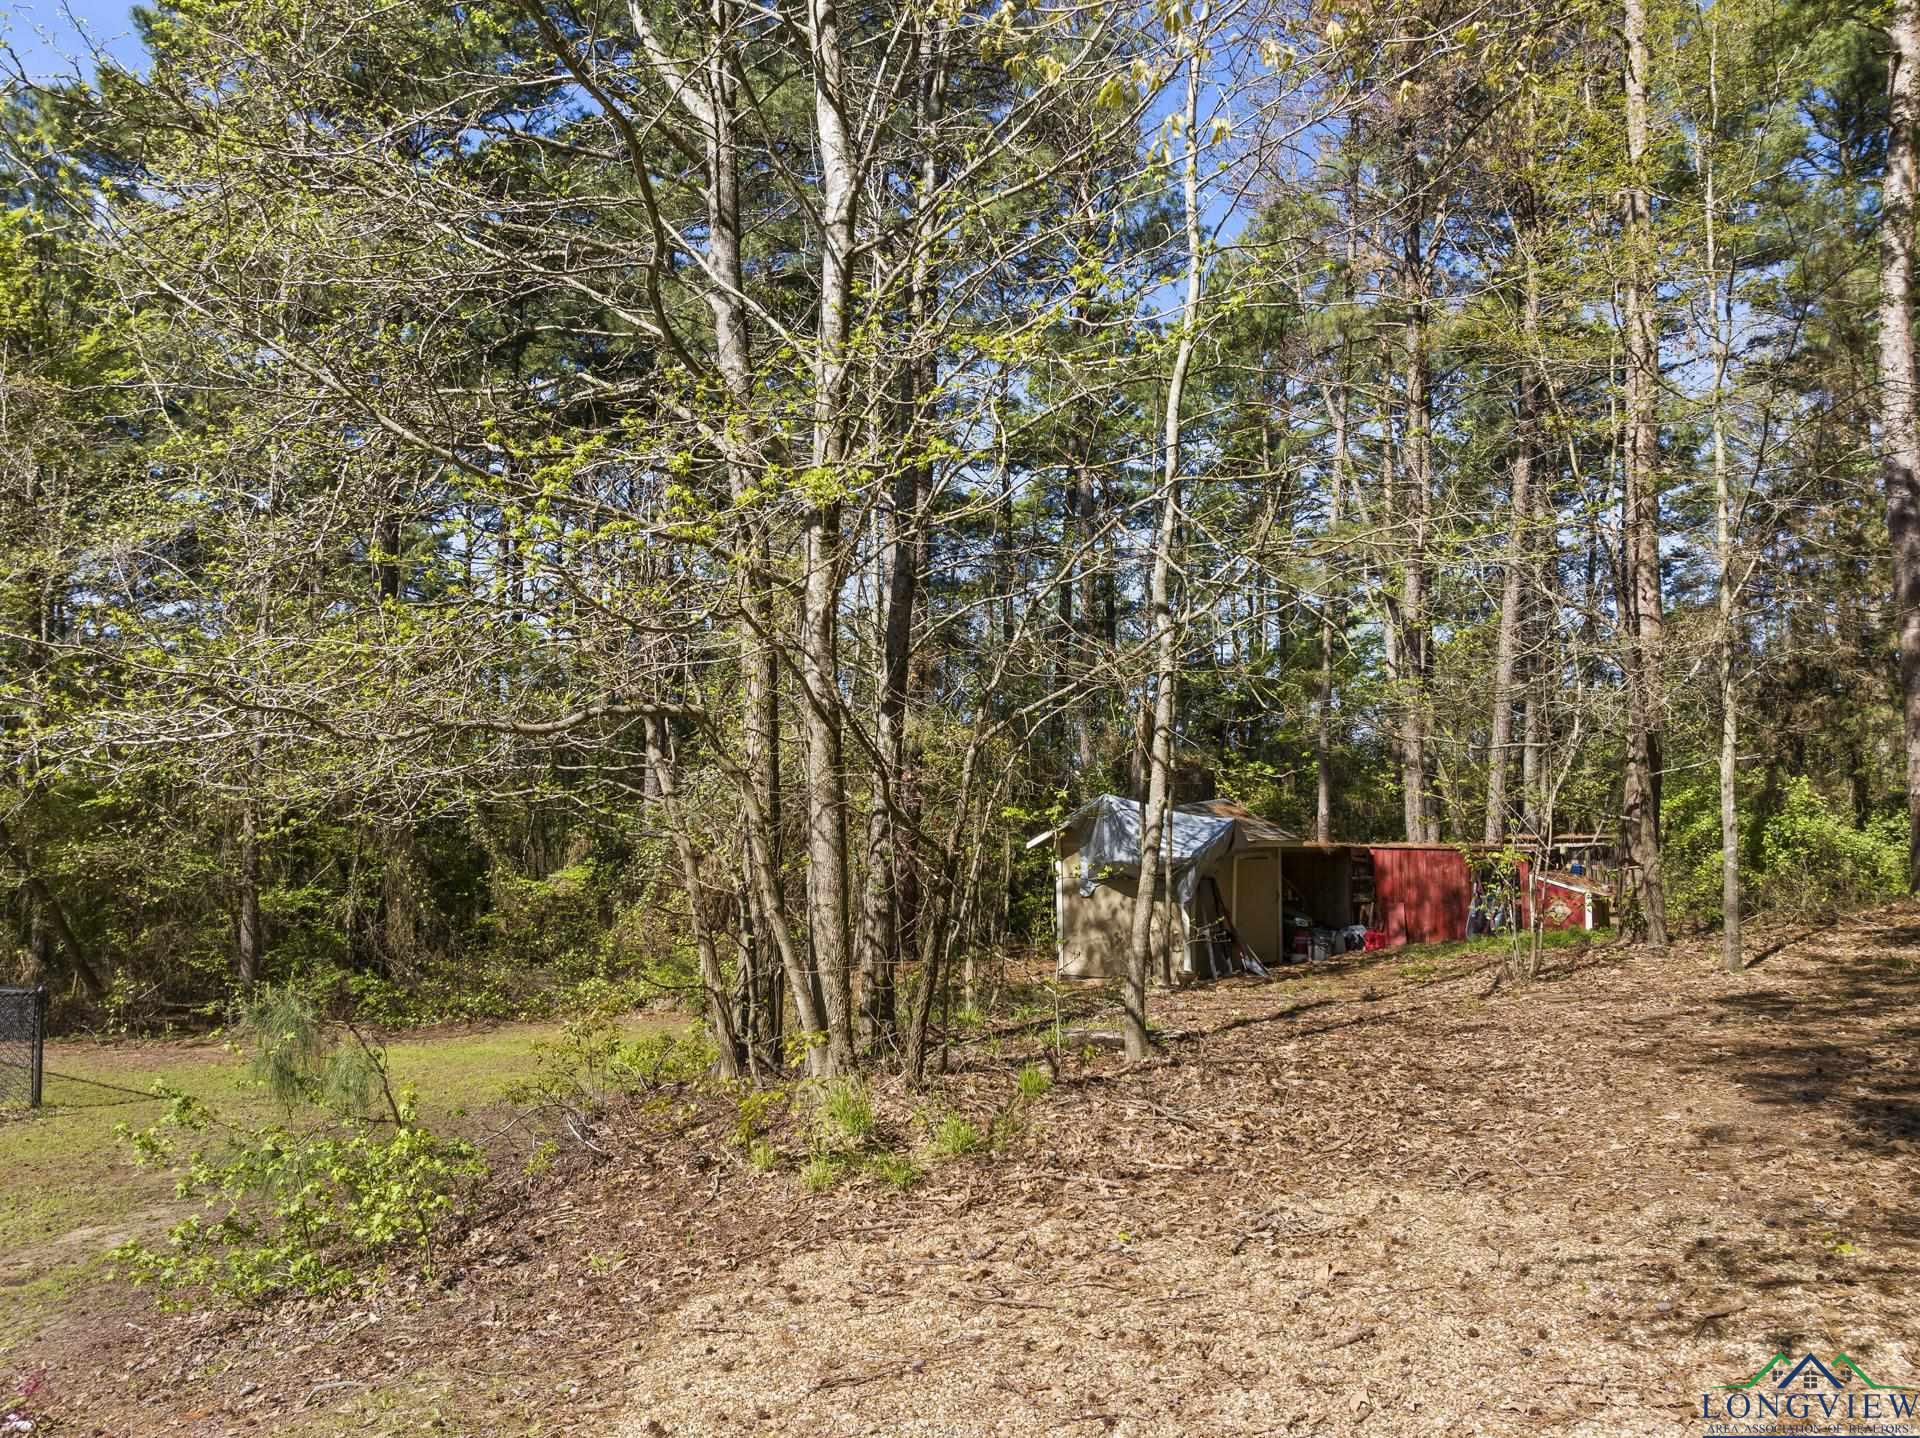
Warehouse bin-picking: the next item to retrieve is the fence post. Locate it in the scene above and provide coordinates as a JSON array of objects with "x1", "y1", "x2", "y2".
[{"x1": 30, "y1": 986, "x2": 45, "y2": 1109}]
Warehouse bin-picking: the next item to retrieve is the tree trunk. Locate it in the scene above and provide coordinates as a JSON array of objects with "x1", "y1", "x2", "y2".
[
  {"x1": 236, "y1": 799, "x2": 264, "y2": 986},
  {"x1": 860, "y1": 22, "x2": 944, "y2": 1057},
  {"x1": 1315, "y1": 465, "x2": 1340, "y2": 846},
  {"x1": 705, "y1": 5, "x2": 790, "y2": 1068},
  {"x1": 624, "y1": 0, "x2": 793, "y2": 1069},
  {"x1": 1125, "y1": 46, "x2": 1203, "y2": 1060},
  {"x1": 1622, "y1": 0, "x2": 1669, "y2": 945},
  {"x1": 1717, "y1": 523, "x2": 1741, "y2": 972},
  {"x1": 1701, "y1": 20, "x2": 1743, "y2": 973},
  {"x1": 1881, "y1": 0, "x2": 1920, "y2": 892},
  {"x1": 1075, "y1": 453, "x2": 1098, "y2": 773},
  {"x1": 1400, "y1": 198, "x2": 1437, "y2": 844},
  {"x1": 1485, "y1": 356, "x2": 1537, "y2": 842},
  {"x1": 373, "y1": 510, "x2": 401, "y2": 601},
  {"x1": 646, "y1": 724, "x2": 743, "y2": 1079},
  {"x1": 0, "y1": 818, "x2": 105, "y2": 997},
  {"x1": 1316, "y1": 220, "x2": 1354, "y2": 847},
  {"x1": 801, "y1": 0, "x2": 860, "y2": 1075}
]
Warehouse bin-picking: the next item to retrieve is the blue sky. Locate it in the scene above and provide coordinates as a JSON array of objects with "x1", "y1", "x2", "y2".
[{"x1": 3, "y1": 0, "x2": 141, "y2": 79}]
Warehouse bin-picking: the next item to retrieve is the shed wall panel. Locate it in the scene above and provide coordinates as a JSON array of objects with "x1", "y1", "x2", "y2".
[
  {"x1": 1057, "y1": 846, "x2": 1181, "y2": 978},
  {"x1": 1371, "y1": 846, "x2": 1471, "y2": 946},
  {"x1": 1230, "y1": 852, "x2": 1282, "y2": 966}
]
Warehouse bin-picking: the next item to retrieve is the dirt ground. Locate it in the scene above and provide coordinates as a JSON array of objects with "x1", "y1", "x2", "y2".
[{"x1": 9, "y1": 908, "x2": 1920, "y2": 1437}]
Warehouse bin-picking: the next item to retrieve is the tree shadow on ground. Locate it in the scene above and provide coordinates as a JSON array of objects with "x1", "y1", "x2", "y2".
[
  {"x1": 1644, "y1": 1209, "x2": 1920, "y2": 1355},
  {"x1": 1742, "y1": 926, "x2": 1824, "y2": 969},
  {"x1": 1668, "y1": 950, "x2": 1920, "y2": 1203},
  {"x1": 1161, "y1": 996, "x2": 1344, "y2": 1044}
]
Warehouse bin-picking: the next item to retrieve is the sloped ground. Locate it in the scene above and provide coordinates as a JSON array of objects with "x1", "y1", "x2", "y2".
[
  {"x1": 619, "y1": 914, "x2": 1920, "y2": 1438},
  {"x1": 11, "y1": 911, "x2": 1920, "y2": 1436}
]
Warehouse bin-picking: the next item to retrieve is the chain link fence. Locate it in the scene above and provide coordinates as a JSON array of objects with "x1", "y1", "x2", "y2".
[{"x1": 0, "y1": 987, "x2": 46, "y2": 1108}]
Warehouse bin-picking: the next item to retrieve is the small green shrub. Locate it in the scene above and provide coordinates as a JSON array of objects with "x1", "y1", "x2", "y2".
[
  {"x1": 242, "y1": 984, "x2": 399, "y2": 1118},
  {"x1": 524, "y1": 1138, "x2": 560, "y2": 1178},
  {"x1": 482, "y1": 863, "x2": 603, "y2": 968},
  {"x1": 332, "y1": 954, "x2": 544, "y2": 1028},
  {"x1": 864, "y1": 1152, "x2": 921, "y2": 1191},
  {"x1": 814, "y1": 1078, "x2": 874, "y2": 1149},
  {"x1": 508, "y1": 1015, "x2": 713, "y2": 1112},
  {"x1": 562, "y1": 974, "x2": 647, "y2": 1018},
  {"x1": 110, "y1": 988, "x2": 486, "y2": 1305},
  {"x1": 729, "y1": 1084, "x2": 788, "y2": 1147},
  {"x1": 112, "y1": 1089, "x2": 482, "y2": 1305},
  {"x1": 930, "y1": 1114, "x2": 983, "y2": 1158},
  {"x1": 615, "y1": 1029, "x2": 717, "y2": 1087},
  {"x1": 800, "y1": 1153, "x2": 844, "y2": 1193},
  {"x1": 1665, "y1": 772, "x2": 1905, "y2": 925},
  {"x1": 1015, "y1": 1064, "x2": 1052, "y2": 1100}
]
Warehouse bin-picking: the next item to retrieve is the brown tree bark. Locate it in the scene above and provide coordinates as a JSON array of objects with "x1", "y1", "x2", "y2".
[
  {"x1": 1485, "y1": 236, "x2": 1540, "y2": 845},
  {"x1": 1316, "y1": 415, "x2": 1344, "y2": 846},
  {"x1": 1399, "y1": 184, "x2": 1438, "y2": 844},
  {"x1": 1621, "y1": 0, "x2": 1669, "y2": 944},
  {"x1": 627, "y1": 0, "x2": 795, "y2": 1067},
  {"x1": 236, "y1": 800, "x2": 264, "y2": 985},
  {"x1": 1700, "y1": 21, "x2": 1744, "y2": 973},
  {"x1": 1881, "y1": 0, "x2": 1920, "y2": 892},
  {"x1": 1316, "y1": 198, "x2": 1356, "y2": 846},
  {"x1": 645, "y1": 723, "x2": 743, "y2": 1078},
  {"x1": 856, "y1": 20, "x2": 944, "y2": 1057}
]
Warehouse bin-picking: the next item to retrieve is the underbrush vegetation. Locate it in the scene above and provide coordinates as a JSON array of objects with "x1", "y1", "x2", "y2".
[
  {"x1": 791, "y1": 1078, "x2": 919, "y2": 1191},
  {"x1": 109, "y1": 987, "x2": 484, "y2": 1305},
  {"x1": 1665, "y1": 773, "x2": 1907, "y2": 926},
  {"x1": 506, "y1": 1014, "x2": 716, "y2": 1143}
]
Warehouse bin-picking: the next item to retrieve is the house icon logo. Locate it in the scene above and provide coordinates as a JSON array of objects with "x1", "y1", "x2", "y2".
[
  {"x1": 1700, "y1": 1351, "x2": 1916, "y2": 1433},
  {"x1": 1721, "y1": 1352, "x2": 1846, "y2": 1392}
]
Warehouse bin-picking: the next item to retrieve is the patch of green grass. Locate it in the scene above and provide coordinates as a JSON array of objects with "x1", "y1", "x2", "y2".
[
  {"x1": 800, "y1": 1153, "x2": 844, "y2": 1193},
  {"x1": 1016, "y1": 1063, "x2": 1052, "y2": 1100},
  {"x1": 748, "y1": 1139, "x2": 779, "y2": 1172},
  {"x1": 863, "y1": 1152, "x2": 920, "y2": 1191},
  {"x1": 930, "y1": 1114, "x2": 983, "y2": 1159},
  {"x1": 1377, "y1": 925, "x2": 1613, "y2": 973},
  {"x1": 0, "y1": 1018, "x2": 678, "y2": 1355},
  {"x1": 814, "y1": 1078, "x2": 874, "y2": 1147}
]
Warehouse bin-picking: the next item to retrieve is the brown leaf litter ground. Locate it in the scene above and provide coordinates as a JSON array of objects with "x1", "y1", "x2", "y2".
[{"x1": 12, "y1": 908, "x2": 1920, "y2": 1436}]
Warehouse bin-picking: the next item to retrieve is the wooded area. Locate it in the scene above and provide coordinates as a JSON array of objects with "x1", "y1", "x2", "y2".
[{"x1": 3, "y1": 0, "x2": 1918, "y2": 1078}]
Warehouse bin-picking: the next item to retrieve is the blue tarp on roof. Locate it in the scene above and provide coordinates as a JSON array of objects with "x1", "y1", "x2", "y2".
[{"x1": 1064, "y1": 795, "x2": 1237, "y2": 907}]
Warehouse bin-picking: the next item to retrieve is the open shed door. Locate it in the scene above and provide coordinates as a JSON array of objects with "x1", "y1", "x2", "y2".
[{"x1": 1231, "y1": 851, "x2": 1282, "y2": 967}]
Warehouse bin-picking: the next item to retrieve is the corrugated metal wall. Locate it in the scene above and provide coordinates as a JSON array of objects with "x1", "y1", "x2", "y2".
[{"x1": 1370, "y1": 846, "x2": 1471, "y2": 946}]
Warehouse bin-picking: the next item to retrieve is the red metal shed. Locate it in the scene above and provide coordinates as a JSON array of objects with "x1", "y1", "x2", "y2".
[{"x1": 1368, "y1": 844, "x2": 1473, "y2": 947}]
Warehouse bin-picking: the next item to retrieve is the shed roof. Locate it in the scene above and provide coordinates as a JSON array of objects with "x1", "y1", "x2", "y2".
[
  {"x1": 1024, "y1": 795, "x2": 1296, "y2": 851},
  {"x1": 1171, "y1": 798, "x2": 1297, "y2": 847}
]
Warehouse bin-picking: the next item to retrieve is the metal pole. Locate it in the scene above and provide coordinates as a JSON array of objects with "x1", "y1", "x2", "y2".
[{"x1": 30, "y1": 986, "x2": 45, "y2": 1108}]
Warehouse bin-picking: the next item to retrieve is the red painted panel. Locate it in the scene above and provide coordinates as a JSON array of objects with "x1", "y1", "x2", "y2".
[
  {"x1": 1516, "y1": 861, "x2": 1591, "y2": 931},
  {"x1": 1370, "y1": 847, "x2": 1471, "y2": 946}
]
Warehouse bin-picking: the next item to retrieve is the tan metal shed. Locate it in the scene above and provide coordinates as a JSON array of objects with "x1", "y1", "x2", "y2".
[{"x1": 1028, "y1": 796, "x2": 1295, "y2": 980}]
